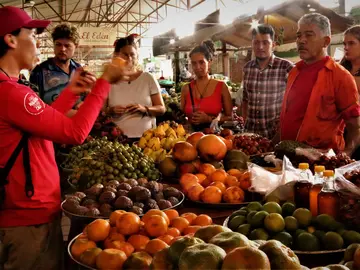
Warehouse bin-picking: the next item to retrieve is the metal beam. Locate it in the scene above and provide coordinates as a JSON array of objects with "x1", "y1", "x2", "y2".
[
  {"x1": 128, "y1": 0, "x2": 171, "y2": 33},
  {"x1": 50, "y1": 20, "x2": 158, "y2": 24},
  {"x1": 67, "y1": 0, "x2": 81, "y2": 21},
  {"x1": 80, "y1": 0, "x2": 93, "y2": 26},
  {"x1": 151, "y1": 0, "x2": 187, "y2": 10},
  {"x1": 43, "y1": 0, "x2": 64, "y2": 21},
  {"x1": 96, "y1": 0, "x2": 117, "y2": 26},
  {"x1": 143, "y1": 0, "x2": 164, "y2": 20},
  {"x1": 113, "y1": 0, "x2": 138, "y2": 28}
]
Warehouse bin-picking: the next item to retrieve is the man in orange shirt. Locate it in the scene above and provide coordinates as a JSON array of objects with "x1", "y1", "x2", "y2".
[{"x1": 280, "y1": 13, "x2": 360, "y2": 155}]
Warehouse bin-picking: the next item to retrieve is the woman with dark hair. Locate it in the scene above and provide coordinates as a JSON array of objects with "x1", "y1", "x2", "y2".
[
  {"x1": 180, "y1": 40, "x2": 232, "y2": 132},
  {"x1": 341, "y1": 25, "x2": 360, "y2": 92},
  {"x1": 107, "y1": 35, "x2": 165, "y2": 139}
]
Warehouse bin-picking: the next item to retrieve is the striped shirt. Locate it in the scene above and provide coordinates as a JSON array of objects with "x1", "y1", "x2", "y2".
[{"x1": 242, "y1": 55, "x2": 293, "y2": 138}]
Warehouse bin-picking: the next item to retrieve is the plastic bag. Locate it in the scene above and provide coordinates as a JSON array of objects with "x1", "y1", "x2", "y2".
[
  {"x1": 248, "y1": 163, "x2": 282, "y2": 195},
  {"x1": 295, "y1": 148, "x2": 336, "y2": 161}
]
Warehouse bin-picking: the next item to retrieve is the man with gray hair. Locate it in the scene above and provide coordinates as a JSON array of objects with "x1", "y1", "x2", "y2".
[{"x1": 279, "y1": 13, "x2": 360, "y2": 155}]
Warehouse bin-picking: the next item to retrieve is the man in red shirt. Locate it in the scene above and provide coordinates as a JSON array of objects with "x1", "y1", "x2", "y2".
[
  {"x1": 280, "y1": 13, "x2": 360, "y2": 154},
  {"x1": 0, "y1": 6, "x2": 130, "y2": 270}
]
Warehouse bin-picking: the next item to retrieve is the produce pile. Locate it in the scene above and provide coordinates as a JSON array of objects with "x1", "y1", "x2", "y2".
[
  {"x1": 138, "y1": 121, "x2": 187, "y2": 163},
  {"x1": 275, "y1": 141, "x2": 354, "y2": 172},
  {"x1": 179, "y1": 167, "x2": 251, "y2": 204},
  {"x1": 162, "y1": 92, "x2": 181, "y2": 114},
  {"x1": 63, "y1": 180, "x2": 184, "y2": 218},
  {"x1": 62, "y1": 137, "x2": 160, "y2": 190},
  {"x1": 232, "y1": 135, "x2": 274, "y2": 156},
  {"x1": 69, "y1": 209, "x2": 215, "y2": 269},
  {"x1": 343, "y1": 170, "x2": 360, "y2": 187},
  {"x1": 226, "y1": 201, "x2": 360, "y2": 251}
]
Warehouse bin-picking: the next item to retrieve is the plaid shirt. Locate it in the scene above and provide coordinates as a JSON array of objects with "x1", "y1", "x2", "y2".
[{"x1": 242, "y1": 55, "x2": 293, "y2": 138}]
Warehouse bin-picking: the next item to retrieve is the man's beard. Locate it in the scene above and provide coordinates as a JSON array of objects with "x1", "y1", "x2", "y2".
[{"x1": 56, "y1": 55, "x2": 69, "y2": 64}]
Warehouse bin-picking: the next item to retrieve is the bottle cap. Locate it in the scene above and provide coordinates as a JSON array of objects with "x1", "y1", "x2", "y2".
[
  {"x1": 299, "y1": 163, "x2": 309, "y2": 170},
  {"x1": 323, "y1": 170, "x2": 334, "y2": 177},
  {"x1": 314, "y1": 166, "x2": 325, "y2": 173}
]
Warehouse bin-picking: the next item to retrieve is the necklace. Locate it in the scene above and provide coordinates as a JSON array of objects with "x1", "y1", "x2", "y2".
[
  {"x1": 195, "y1": 78, "x2": 211, "y2": 99},
  {"x1": 0, "y1": 67, "x2": 11, "y2": 79}
]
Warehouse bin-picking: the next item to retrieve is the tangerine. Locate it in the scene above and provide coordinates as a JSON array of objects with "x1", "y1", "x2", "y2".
[
  {"x1": 109, "y1": 210, "x2": 126, "y2": 226},
  {"x1": 171, "y1": 217, "x2": 190, "y2": 233},
  {"x1": 144, "y1": 215, "x2": 168, "y2": 237},
  {"x1": 87, "y1": 219, "x2": 111, "y2": 242},
  {"x1": 163, "y1": 209, "x2": 179, "y2": 222},
  {"x1": 183, "y1": 226, "x2": 202, "y2": 235},
  {"x1": 96, "y1": 249, "x2": 127, "y2": 270},
  {"x1": 116, "y1": 212, "x2": 141, "y2": 235},
  {"x1": 167, "y1": 227, "x2": 181, "y2": 237},
  {"x1": 180, "y1": 213, "x2": 197, "y2": 225},
  {"x1": 111, "y1": 241, "x2": 134, "y2": 257},
  {"x1": 209, "y1": 169, "x2": 228, "y2": 183},
  {"x1": 187, "y1": 184, "x2": 205, "y2": 201},
  {"x1": 157, "y1": 234, "x2": 174, "y2": 245},
  {"x1": 200, "y1": 186, "x2": 222, "y2": 203},
  {"x1": 209, "y1": 181, "x2": 227, "y2": 193},
  {"x1": 199, "y1": 163, "x2": 216, "y2": 176},
  {"x1": 179, "y1": 173, "x2": 199, "y2": 194},
  {"x1": 195, "y1": 173, "x2": 207, "y2": 184},
  {"x1": 142, "y1": 209, "x2": 170, "y2": 225},
  {"x1": 192, "y1": 214, "x2": 213, "y2": 226},
  {"x1": 71, "y1": 239, "x2": 97, "y2": 260},
  {"x1": 127, "y1": 234, "x2": 150, "y2": 251},
  {"x1": 225, "y1": 175, "x2": 240, "y2": 187},
  {"x1": 145, "y1": 239, "x2": 169, "y2": 256}
]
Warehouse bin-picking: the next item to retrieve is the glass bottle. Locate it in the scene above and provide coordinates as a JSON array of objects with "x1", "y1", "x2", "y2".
[
  {"x1": 310, "y1": 165, "x2": 325, "y2": 216},
  {"x1": 294, "y1": 163, "x2": 313, "y2": 209},
  {"x1": 318, "y1": 170, "x2": 339, "y2": 219}
]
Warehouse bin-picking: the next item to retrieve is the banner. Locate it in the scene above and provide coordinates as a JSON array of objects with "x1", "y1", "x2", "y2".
[{"x1": 79, "y1": 27, "x2": 117, "y2": 46}]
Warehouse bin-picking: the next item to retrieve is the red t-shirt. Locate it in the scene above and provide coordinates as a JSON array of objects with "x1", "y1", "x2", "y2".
[
  {"x1": 281, "y1": 57, "x2": 329, "y2": 140},
  {"x1": 184, "y1": 80, "x2": 224, "y2": 119},
  {"x1": 0, "y1": 73, "x2": 110, "y2": 227}
]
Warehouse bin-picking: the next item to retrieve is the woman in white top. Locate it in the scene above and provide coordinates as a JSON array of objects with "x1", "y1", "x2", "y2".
[{"x1": 107, "y1": 35, "x2": 166, "y2": 139}]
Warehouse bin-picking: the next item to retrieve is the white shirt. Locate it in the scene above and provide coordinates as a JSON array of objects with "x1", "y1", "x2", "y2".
[{"x1": 109, "y1": 72, "x2": 161, "y2": 138}]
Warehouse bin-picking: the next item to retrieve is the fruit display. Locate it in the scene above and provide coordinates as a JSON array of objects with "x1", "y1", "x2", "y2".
[
  {"x1": 91, "y1": 110, "x2": 128, "y2": 142},
  {"x1": 62, "y1": 137, "x2": 160, "y2": 189},
  {"x1": 275, "y1": 140, "x2": 354, "y2": 172},
  {"x1": 225, "y1": 201, "x2": 360, "y2": 252},
  {"x1": 343, "y1": 170, "x2": 360, "y2": 188},
  {"x1": 158, "y1": 132, "x2": 236, "y2": 179},
  {"x1": 138, "y1": 121, "x2": 187, "y2": 163},
  {"x1": 62, "y1": 180, "x2": 184, "y2": 218},
  {"x1": 162, "y1": 92, "x2": 180, "y2": 114},
  {"x1": 179, "y1": 168, "x2": 251, "y2": 204},
  {"x1": 232, "y1": 134, "x2": 274, "y2": 156},
  {"x1": 341, "y1": 243, "x2": 360, "y2": 269},
  {"x1": 68, "y1": 209, "x2": 214, "y2": 269}
]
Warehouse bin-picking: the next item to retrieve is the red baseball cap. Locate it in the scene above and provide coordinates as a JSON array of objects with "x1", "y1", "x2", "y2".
[{"x1": 0, "y1": 6, "x2": 51, "y2": 37}]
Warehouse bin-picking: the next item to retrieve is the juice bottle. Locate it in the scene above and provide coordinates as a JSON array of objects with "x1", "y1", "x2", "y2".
[
  {"x1": 294, "y1": 163, "x2": 313, "y2": 209},
  {"x1": 318, "y1": 170, "x2": 339, "y2": 219},
  {"x1": 309, "y1": 165, "x2": 325, "y2": 216}
]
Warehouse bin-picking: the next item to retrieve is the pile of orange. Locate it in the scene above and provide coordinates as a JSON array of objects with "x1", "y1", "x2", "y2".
[
  {"x1": 180, "y1": 165, "x2": 251, "y2": 204},
  {"x1": 70, "y1": 209, "x2": 213, "y2": 269}
]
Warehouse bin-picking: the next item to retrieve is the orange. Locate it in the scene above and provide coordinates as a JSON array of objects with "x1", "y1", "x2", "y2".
[
  {"x1": 227, "y1": 168, "x2": 244, "y2": 178},
  {"x1": 157, "y1": 234, "x2": 174, "y2": 245},
  {"x1": 145, "y1": 239, "x2": 169, "y2": 256},
  {"x1": 71, "y1": 238, "x2": 97, "y2": 260},
  {"x1": 223, "y1": 186, "x2": 245, "y2": 203},
  {"x1": 209, "y1": 169, "x2": 228, "y2": 183},
  {"x1": 192, "y1": 214, "x2": 213, "y2": 226},
  {"x1": 171, "y1": 217, "x2": 190, "y2": 233},
  {"x1": 200, "y1": 186, "x2": 222, "y2": 203},
  {"x1": 116, "y1": 212, "x2": 141, "y2": 235},
  {"x1": 109, "y1": 210, "x2": 127, "y2": 226},
  {"x1": 199, "y1": 163, "x2": 216, "y2": 176},
  {"x1": 179, "y1": 173, "x2": 199, "y2": 194},
  {"x1": 183, "y1": 226, "x2": 202, "y2": 235},
  {"x1": 180, "y1": 213, "x2": 198, "y2": 225},
  {"x1": 87, "y1": 219, "x2": 111, "y2": 242},
  {"x1": 187, "y1": 184, "x2": 205, "y2": 202},
  {"x1": 103, "y1": 232, "x2": 126, "y2": 249},
  {"x1": 127, "y1": 234, "x2": 150, "y2": 251},
  {"x1": 77, "y1": 233, "x2": 88, "y2": 240},
  {"x1": 163, "y1": 209, "x2": 179, "y2": 222},
  {"x1": 142, "y1": 209, "x2": 170, "y2": 226},
  {"x1": 167, "y1": 227, "x2": 181, "y2": 237},
  {"x1": 110, "y1": 241, "x2": 134, "y2": 257},
  {"x1": 201, "y1": 177, "x2": 213, "y2": 188},
  {"x1": 144, "y1": 215, "x2": 168, "y2": 237},
  {"x1": 96, "y1": 249, "x2": 127, "y2": 269},
  {"x1": 225, "y1": 175, "x2": 240, "y2": 187},
  {"x1": 239, "y1": 171, "x2": 252, "y2": 191},
  {"x1": 195, "y1": 173, "x2": 207, "y2": 184},
  {"x1": 209, "y1": 181, "x2": 227, "y2": 193}
]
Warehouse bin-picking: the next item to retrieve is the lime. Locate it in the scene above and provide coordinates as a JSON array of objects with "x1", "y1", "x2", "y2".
[
  {"x1": 273, "y1": 232, "x2": 293, "y2": 247},
  {"x1": 237, "y1": 224, "x2": 252, "y2": 237},
  {"x1": 323, "y1": 232, "x2": 344, "y2": 250},
  {"x1": 296, "y1": 232, "x2": 320, "y2": 251},
  {"x1": 264, "y1": 213, "x2": 285, "y2": 233},
  {"x1": 294, "y1": 229, "x2": 306, "y2": 238},
  {"x1": 229, "y1": 210, "x2": 248, "y2": 220},
  {"x1": 247, "y1": 211, "x2": 257, "y2": 224},
  {"x1": 282, "y1": 202, "x2": 296, "y2": 217},
  {"x1": 285, "y1": 216, "x2": 298, "y2": 232},
  {"x1": 263, "y1": 202, "x2": 282, "y2": 214},
  {"x1": 293, "y1": 208, "x2": 312, "y2": 227},
  {"x1": 315, "y1": 214, "x2": 336, "y2": 231},
  {"x1": 313, "y1": 230, "x2": 326, "y2": 243},
  {"x1": 249, "y1": 228, "x2": 269, "y2": 241},
  {"x1": 228, "y1": 215, "x2": 246, "y2": 231},
  {"x1": 343, "y1": 230, "x2": 360, "y2": 245},
  {"x1": 249, "y1": 211, "x2": 269, "y2": 228},
  {"x1": 247, "y1": 201, "x2": 263, "y2": 212},
  {"x1": 265, "y1": 195, "x2": 281, "y2": 203}
]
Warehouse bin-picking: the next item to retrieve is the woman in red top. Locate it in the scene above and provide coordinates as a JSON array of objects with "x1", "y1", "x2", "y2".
[{"x1": 180, "y1": 40, "x2": 232, "y2": 131}]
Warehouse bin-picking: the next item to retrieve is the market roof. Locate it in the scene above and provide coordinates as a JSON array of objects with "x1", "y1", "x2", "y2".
[{"x1": 161, "y1": 0, "x2": 354, "y2": 52}]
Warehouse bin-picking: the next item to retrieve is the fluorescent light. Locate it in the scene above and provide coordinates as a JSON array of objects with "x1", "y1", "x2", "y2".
[
  {"x1": 309, "y1": 8, "x2": 316, "y2": 12},
  {"x1": 169, "y1": 39, "x2": 175, "y2": 44},
  {"x1": 250, "y1": 19, "x2": 260, "y2": 29}
]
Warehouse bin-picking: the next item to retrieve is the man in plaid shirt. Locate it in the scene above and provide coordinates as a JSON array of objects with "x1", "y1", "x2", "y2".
[{"x1": 237, "y1": 24, "x2": 294, "y2": 139}]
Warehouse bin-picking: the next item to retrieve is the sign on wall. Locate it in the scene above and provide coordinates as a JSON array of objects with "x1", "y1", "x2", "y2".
[{"x1": 79, "y1": 27, "x2": 118, "y2": 46}]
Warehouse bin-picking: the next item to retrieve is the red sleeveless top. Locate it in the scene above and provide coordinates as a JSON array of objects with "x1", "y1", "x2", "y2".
[{"x1": 184, "y1": 80, "x2": 224, "y2": 118}]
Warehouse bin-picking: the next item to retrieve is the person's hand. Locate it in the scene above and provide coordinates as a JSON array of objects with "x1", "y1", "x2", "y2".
[
  {"x1": 126, "y1": 104, "x2": 147, "y2": 114},
  {"x1": 110, "y1": 105, "x2": 127, "y2": 115},
  {"x1": 68, "y1": 68, "x2": 96, "y2": 95},
  {"x1": 191, "y1": 111, "x2": 211, "y2": 125},
  {"x1": 101, "y1": 58, "x2": 135, "y2": 84}
]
